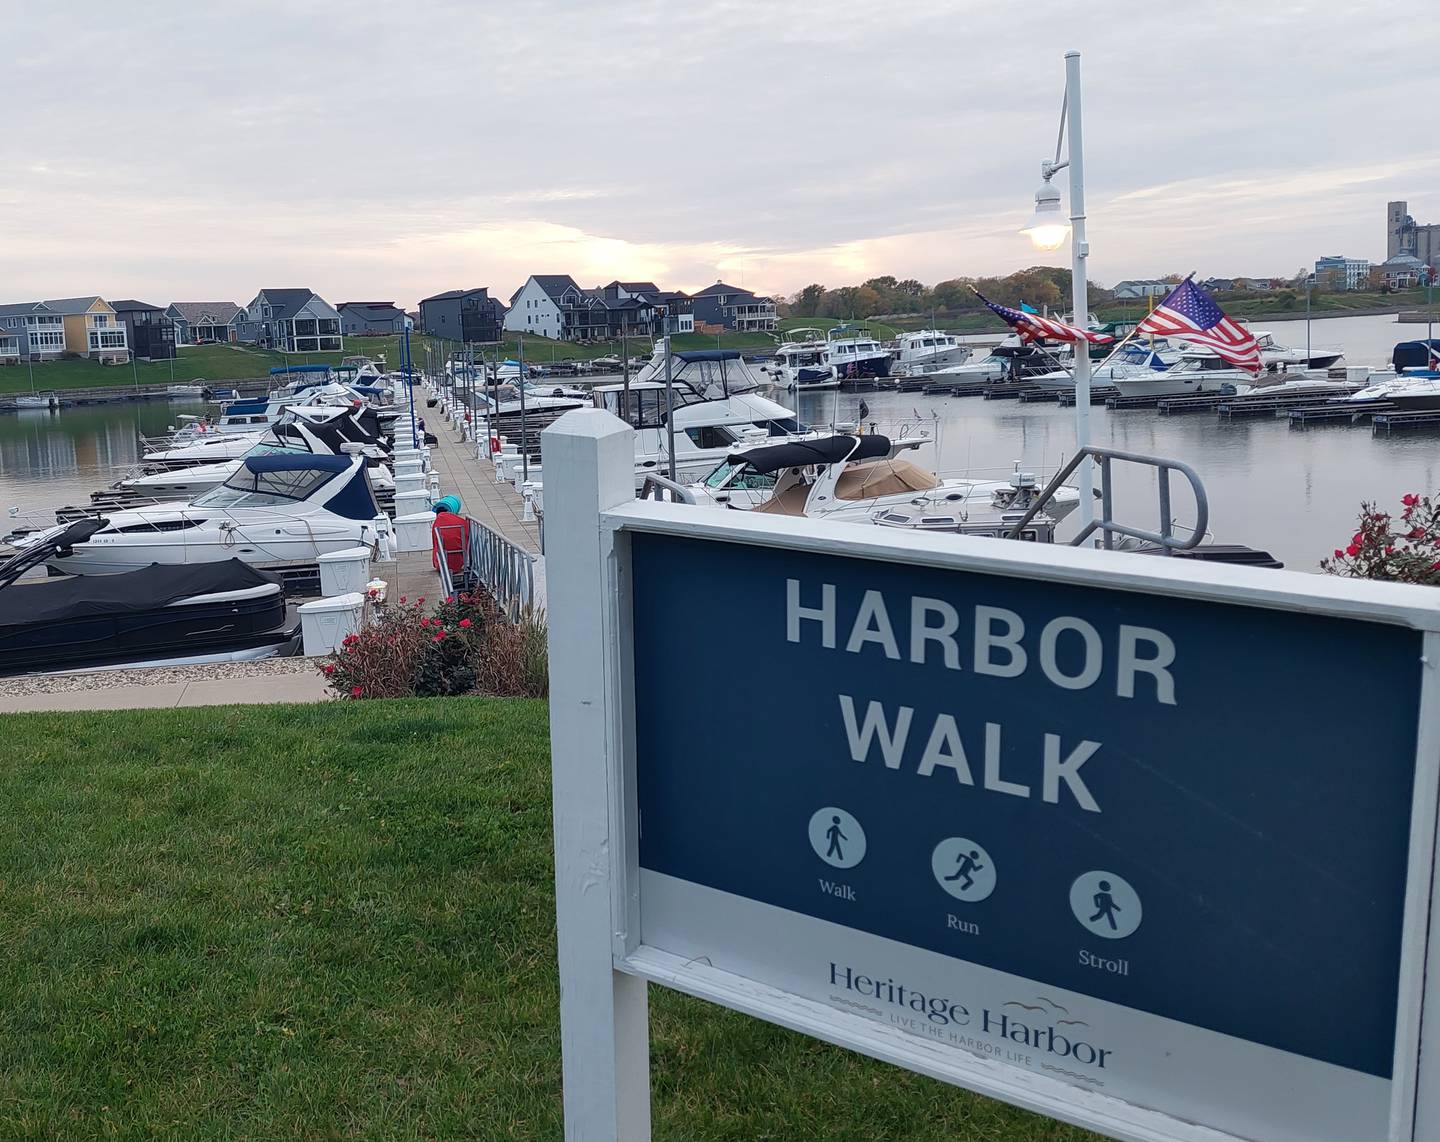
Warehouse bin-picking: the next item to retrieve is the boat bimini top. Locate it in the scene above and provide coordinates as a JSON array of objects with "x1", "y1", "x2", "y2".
[{"x1": 732, "y1": 433, "x2": 892, "y2": 474}]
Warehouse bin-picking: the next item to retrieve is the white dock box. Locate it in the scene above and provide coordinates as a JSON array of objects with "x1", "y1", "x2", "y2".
[
  {"x1": 393, "y1": 471, "x2": 427, "y2": 496},
  {"x1": 298, "y1": 592, "x2": 366, "y2": 656},
  {"x1": 392, "y1": 458, "x2": 425, "y2": 478},
  {"x1": 392, "y1": 510, "x2": 435, "y2": 554},
  {"x1": 316, "y1": 546, "x2": 372, "y2": 597},
  {"x1": 394, "y1": 489, "x2": 432, "y2": 516}
]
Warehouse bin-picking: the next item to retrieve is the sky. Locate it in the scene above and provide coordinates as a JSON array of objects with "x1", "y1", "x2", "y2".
[{"x1": 4, "y1": 0, "x2": 1439, "y2": 309}]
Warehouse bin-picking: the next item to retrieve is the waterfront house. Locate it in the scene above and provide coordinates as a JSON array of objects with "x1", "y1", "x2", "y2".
[
  {"x1": 111, "y1": 299, "x2": 176, "y2": 360},
  {"x1": 238, "y1": 289, "x2": 343, "y2": 352},
  {"x1": 689, "y1": 282, "x2": 777, "y2": 332},
  {"x1": 0, "y1": 326, "x2": 18, "y2": 364},
  {"x1": 338, "y1": 301, "x2": 407, "y2": 336},
  {"x1": 1111, "y1": 280, "x2": 1170, "y2": 300},
  {"x1": 651, "y1": 290, "x2": 695, "y2": 334},
  {"x1": 43, "y1": 297, "x2": 129, "y2": 363},
  {"x1": 504, "y1": 275, "x2": 586, "y2": 340},
  {"x1": 419, "y1": 289, "x2": 504, "y2": 343},
  {"x1": 165, "y1": 302, "x2": 244, "y2": 345},
  {"x1": 0, "y1": 301, "x2": 66, "y2": 361},
  {"x1": 1381, "y1": 253, "x2": 1425, "y2": 290}
]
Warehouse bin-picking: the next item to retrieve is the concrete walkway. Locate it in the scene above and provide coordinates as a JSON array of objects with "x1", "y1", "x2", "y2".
[
  {"x1": 425, "y1": 406, "x2": 542, "y2": 554},
  {"x1": 0, "y1": 670, "x2": 332, "y2": 714}
]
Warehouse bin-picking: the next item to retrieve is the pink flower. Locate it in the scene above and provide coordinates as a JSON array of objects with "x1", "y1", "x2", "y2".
[
  {"x1": 351, "y1": 686, "x2": 364, "y2": 697},
  {"x1": 420, "y1": 618, "x2": 431, "y2": 627},
  {"x1": 1409, "y1": 527, "x2": 1425, "y2": 540},
  {"x1": 1334, "y1": 548, "x2": 1345, "y2": 558},
  {"x1": 458, "y1": 618, "x2": 471, "y2": 629},
  {"x1": 1346, "y1": 543, "x2": 1361, "y2": 557},
  {"x1": 1386, "y1": 545, "x2": 1395, "y2": 554},
  {"x1": 1352, "y1": 532, "x2": 1364, "y2": 546},
  {"x1": 399, "y1": 595, "x2": 407, "y2": 603},
  {"x1": 1403, "y1": 493, "x2": 1420, "y2": 507},
  {"x1": 322, "y1": 663, "x2": 335, "y2": 675},
  {"x1": 417, "y1": 597, "x2": 426, "y2": 605}
]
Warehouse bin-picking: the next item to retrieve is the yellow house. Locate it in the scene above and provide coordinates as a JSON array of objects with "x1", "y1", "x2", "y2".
[{"x1": 42, "y1": 297, "x2": 130, "y2": 363}]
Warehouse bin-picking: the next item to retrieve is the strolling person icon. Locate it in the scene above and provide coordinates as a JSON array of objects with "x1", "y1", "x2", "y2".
[
  {"x1": 809, "y1": 808, "x2": 866, "y2": 868},
  {"x1": 945, "y1": 850, "x2": 985, "y2": 891},
  {"x1": 1089, "y1": 880, "x2": 1122, "y2": 931},
  {"x1": 825, "y1": 816, "x2": 847, "y2": 861}
]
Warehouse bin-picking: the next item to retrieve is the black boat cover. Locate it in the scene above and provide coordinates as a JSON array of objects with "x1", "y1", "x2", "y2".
[
  {"x1": 735, "y1": 434, "x2": 891, "y2": 474},
  {"x1": 0, "y1": 559, "x2": 282, "y2": 629}
]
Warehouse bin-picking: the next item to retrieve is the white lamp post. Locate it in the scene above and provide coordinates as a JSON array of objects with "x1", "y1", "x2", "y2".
[{"x1": 1020, "y1": 49, "x2": 1094, "y2": 534}]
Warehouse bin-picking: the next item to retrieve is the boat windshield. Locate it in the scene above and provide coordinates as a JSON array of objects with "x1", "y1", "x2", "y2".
[
  {"x1": 193, "y1": 465, "x2": 337, "y2": 509},
  {"x1": 703, "y1": 460, "x2": 778, "y2": 491},
  {"x1": 245, "y1": 440, "x2": 309, "y2": 457}
]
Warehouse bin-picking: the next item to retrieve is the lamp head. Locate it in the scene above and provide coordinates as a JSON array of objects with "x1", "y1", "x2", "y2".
[{"x1": 1021, "y1": 177, "x2": 1069, "y2": 252}]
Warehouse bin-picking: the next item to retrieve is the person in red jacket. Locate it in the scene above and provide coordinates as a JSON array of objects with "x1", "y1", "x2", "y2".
[{"x1": 431, "y1": 506, "x2": 470, "y2": 575}]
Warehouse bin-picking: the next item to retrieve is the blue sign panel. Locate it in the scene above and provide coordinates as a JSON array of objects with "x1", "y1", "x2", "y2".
[{"x1": 631, "y1": 533, "x2": 1423, "y2": 1079}]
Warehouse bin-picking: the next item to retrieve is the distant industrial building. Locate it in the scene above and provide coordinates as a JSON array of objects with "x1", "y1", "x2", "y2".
[
  {"x1": 1313, "y1": 256, "x2": 1371, "y2": 291},
  {"x1": 1388, "y1": 200, "x2": 1439, "y2": 267}
]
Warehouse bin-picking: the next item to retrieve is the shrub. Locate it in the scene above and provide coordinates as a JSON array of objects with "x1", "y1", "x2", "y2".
[
  {"x1": 1320, "y1": 493, "x2": 1440, "y2": 585},
  {"x1": 319, "y1": 590, "x2": 549, "y2": 699}
]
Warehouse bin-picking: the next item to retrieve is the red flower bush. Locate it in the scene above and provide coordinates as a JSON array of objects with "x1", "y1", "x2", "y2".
[
  {"x1": 317, "y1": 590, "x2": 548, "y2": 699},
  {"x1": 1321, "y1": 493, "x2": 1440, "y2": 586}
]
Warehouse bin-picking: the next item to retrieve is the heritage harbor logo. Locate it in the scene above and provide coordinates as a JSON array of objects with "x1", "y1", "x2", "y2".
[{"x1": 828, "y1": 963, "x2": 1113, "y2": 1080}]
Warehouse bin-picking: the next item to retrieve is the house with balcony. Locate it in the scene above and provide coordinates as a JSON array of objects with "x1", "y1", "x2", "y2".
[
  {"x1": 238, "y1": 289, "x2": 343, "y2": 352},
  {"x1": 111, "y1": 300, "x2": 176, "y2": 360},
  {"x1": 165, "y1": 301, "x2": 244, "y2": 345},
  {"x1": 0, "y1": 302, "x2": 67, "y2": 361},
  {"x1": 42, "y1": 297, "x2": 129, "y2": 362},
  {"x1": 419, "y1": 289, "x2": 505, "y2": 343},
  {"x1": 651, "y1": 290, "x2": 695, "y2": 334},
  {"x1": 338, "y1": 301, "x2": 408, "y2": 336},
  {"x1": 689, "y1": 282, "x2": 777, "y2": 332}
]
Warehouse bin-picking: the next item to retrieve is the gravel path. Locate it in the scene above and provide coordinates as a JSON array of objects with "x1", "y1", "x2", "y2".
[{"x1": 0, "y1": 656, "x2": 322, "y2": 696}]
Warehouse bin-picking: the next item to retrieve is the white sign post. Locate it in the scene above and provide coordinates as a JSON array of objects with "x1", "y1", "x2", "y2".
[{"x1": 543, "y1": 408, "x2": 1440, "y2": 1142}]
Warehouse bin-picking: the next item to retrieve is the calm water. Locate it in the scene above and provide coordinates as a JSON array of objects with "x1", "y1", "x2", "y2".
[{"x1": 1, "y1": 314, "x2": 1433, "y2": 569}]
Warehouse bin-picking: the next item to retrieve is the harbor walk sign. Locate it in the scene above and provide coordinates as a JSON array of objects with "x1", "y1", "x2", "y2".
[{"x1": 543, "y1": 409, "x2": 1440, "y2": 1142}]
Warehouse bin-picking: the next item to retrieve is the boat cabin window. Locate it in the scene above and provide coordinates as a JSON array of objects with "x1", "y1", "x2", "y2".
[
  {"x1": 193, "y1": 466, "x2": 340, "y2": 509},
  {"x1": 684, "y1": 426, "x2": 737, "y2": 449},
  {"x1": 598, "y1": 388, "x2": 671, "y2": 429},
  {"x1": 762, "y1": 417, "x2": 803, "y2": 435}
]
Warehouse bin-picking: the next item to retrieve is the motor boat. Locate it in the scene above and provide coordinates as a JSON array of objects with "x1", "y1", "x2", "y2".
[
  {"x1": 1253, "y1": 331, "x2": 1343, "y2": 371},
  {"x1": 1027, "y1": 344, "x2": 1173, "y2": 390},
  {"x1": 1381, "y1": 374, "x2": 1440, "y2": 411},
  {"x1": 1110, "y1": 353, "x2": 1255, "y2": 398},
  {"x1": 926, "y1": 338, "x2": 1072, "y2": 385},
  {"x1": 111, "y1": 409, "x2": 393, "y2": 504},
  {"x1": 686, "y1": 434, "x2": 1081, "y2": 524},
  {"x1": 15, "y1": 455, "x2": 386, "y2": 576},
  {"x1": 469, "y1": 383, "x2": 588, "y2": 438},
  {"x1": 141, "y1": 403, "x2": 387, "y2": 470},
  {"x1": 0, "y1": 523, "x2": 299, "y2": 674},
  {"x1": 15, "y1": 393, "x2": 58, "y2": 410},
  {"x1": 590, "y1": 349, "x2": 811, "y2": 483},
  {"x1": 891, "y1": 330, "x2": 972, "y2": 375},
  {"x1": 824, "y1": 324, "x2": 892, "y2": 380},
  {"x1": 765, "y1": 328, "x2": 836, "y2": 391}
]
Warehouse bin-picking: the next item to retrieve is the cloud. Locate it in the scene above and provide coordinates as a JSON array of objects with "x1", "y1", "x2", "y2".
[{"x1": 1, "y1": 0, "x2": 1437, "y2": 304}]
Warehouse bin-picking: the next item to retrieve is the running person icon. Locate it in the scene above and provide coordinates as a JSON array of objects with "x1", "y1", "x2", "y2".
[
  {"x1": 945, "y1": 849, "x2": 985, "y2": 891},
  {"x1": 825, "y1": 816, "x2": 847, "y2": 861},
  {"x1": 1089, "y1": 880, "x2": 1122, "y2": 930},
  {"x1": 931, "y1": 838, "x2": 997, "y2": 902}
]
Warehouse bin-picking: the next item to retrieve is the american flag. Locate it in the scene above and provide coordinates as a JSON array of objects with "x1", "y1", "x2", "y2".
[
  {"x1": 1134, "y1": 278, "x2": 1262, "y2": 373},
  {"x1": 976, "y1": 291, "x2": 1114, "y2": 346}
]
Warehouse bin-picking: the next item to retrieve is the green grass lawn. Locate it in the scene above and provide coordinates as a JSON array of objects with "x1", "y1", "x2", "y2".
[{"x1": 0, "y1": 699, "x2": 1095, "y2": 1140}]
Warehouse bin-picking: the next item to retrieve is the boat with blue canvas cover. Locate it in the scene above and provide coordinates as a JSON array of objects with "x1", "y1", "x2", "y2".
[{"x1": 16, "y1": 455, "x2": 385, "y2": 576}]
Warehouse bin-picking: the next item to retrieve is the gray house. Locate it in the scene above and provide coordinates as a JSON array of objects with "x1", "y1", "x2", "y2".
[
  {"x1": 0, "y1": 301, "x2": 65, "y2": 361},
  {"x1": 238, "y1": 289, "x2": 343, "y2": 352},
  {"x1": 111, "y1": 299, "x2": 176, "y2": 360},
  {"x1": 689, "y1": 282, "x2": 777, "y2": 332},
  {"x1": 338, "y1": 301, "x2": 408, "y2": 336},
  {"x1": 165, "y1": 302, "x2": 244, "y2": 345},
  {"x1": 420, "y1": 288, "x2": 504, "y2": 343}
]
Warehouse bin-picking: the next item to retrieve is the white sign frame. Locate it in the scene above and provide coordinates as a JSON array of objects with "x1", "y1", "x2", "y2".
[{"x1": 543, "y1": 409, "x2": 1440, "y2": 1142}]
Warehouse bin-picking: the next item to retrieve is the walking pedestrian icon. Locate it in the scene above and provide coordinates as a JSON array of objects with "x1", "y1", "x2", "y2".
[
  {"x1": 808, "y1": 807, "x2": 866, "y2": 869},
  {"x1": 931, "y1": 837, "x2": 997, "y2": 902},
  {"x1": 1070, "y1": 870, "x2": 1142, "y2": 939}
]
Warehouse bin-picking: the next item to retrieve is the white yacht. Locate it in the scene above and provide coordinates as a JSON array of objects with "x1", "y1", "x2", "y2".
[
  {"x1": 766, "y1": 328, "x2": 836, "y2": 391},
  {"x1": 1027, "y1": 344, "x2": 1173, "y2": 390},
  {"x1": 590, "y1": 348, "x2": 810, "y2": 483},
  {"x1": 687, "y1": 434, "x2": 1080, "y2": 524},
  {"x1": 142, "y1": 403, "x2": 386, "y2": 469},
  {"x1": 117, "y1": 410, "x2": 393, "y2": 502},
  {"x1": 824, "y1": 324, "x2": 892, "y2": 380},
  {"x1": 891, "y1": 330, "x2": 971, "y2": 375},
  {"x1": 928, "y1": 338, "x2": 1072, "y2": 384},
  {"x1": 1168, "y1": 330, "x2": 1342, "y2": 371},
  {"x1": 19, "y1": 455, "x2": 386, "y2": 576},
  {"x1": 1110, "y1": 353, "x2": 1255, "y2": 398}
]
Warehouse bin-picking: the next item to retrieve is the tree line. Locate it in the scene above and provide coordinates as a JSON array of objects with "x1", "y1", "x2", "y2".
[{"x1": 782, "y1": 267, "x2": 1107, "y2": 320}]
